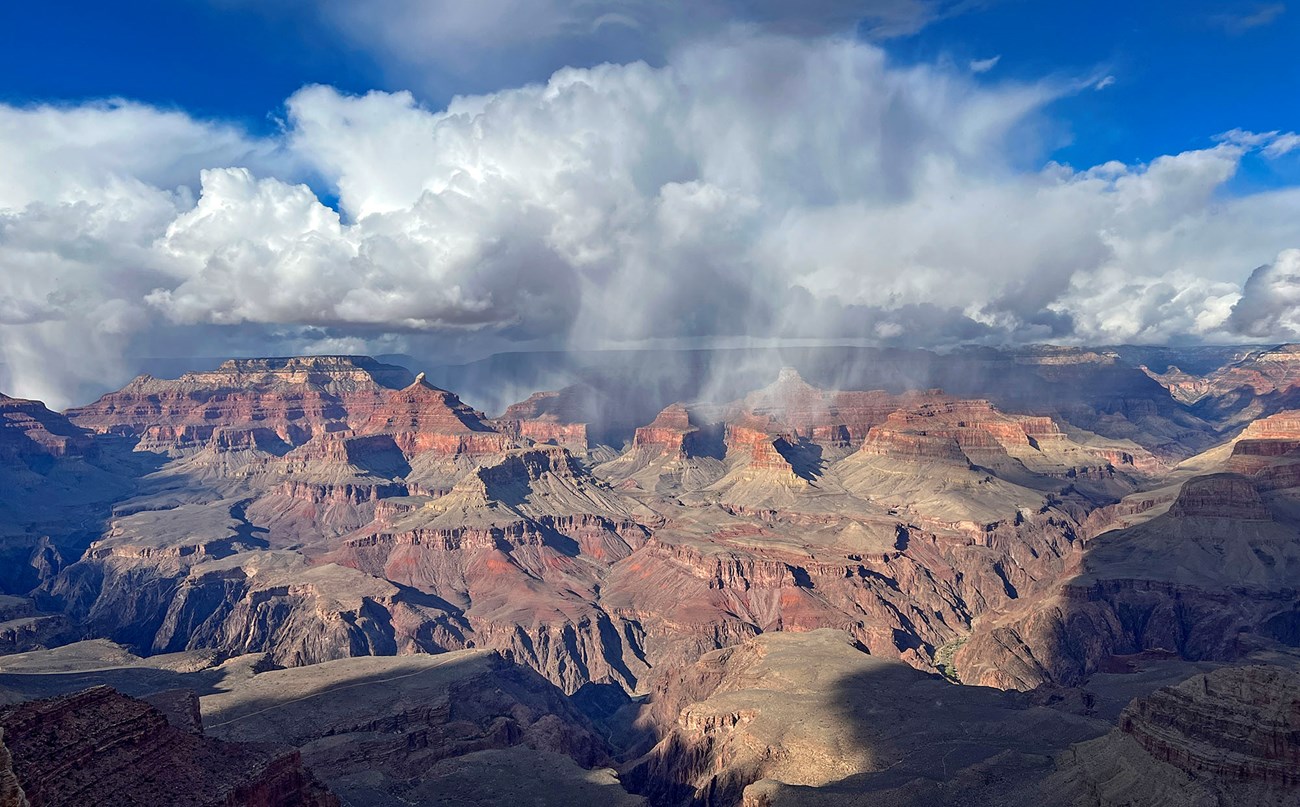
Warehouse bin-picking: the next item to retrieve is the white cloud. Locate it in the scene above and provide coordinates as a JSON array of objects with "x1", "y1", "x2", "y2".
[
  {"x1": 1229, "y1": 249, "x2": 1300, "y2": 338},
  {"x1": 1094, "y1": 75, "x2": 1115, "y2": 90},
  {"x1": 0, "y1": 99, "x2": 285, "y2": 210},
  {"x1": 1214, "y1": 128, "x2": 1300, "y2": 160},
  {"x1": 1264, "y1": 132, "x2": 1300, "y2": 158},
  {"x1": 1, "y1": 33, "x2": 1299, "y2": 407},
  {"x1": 969, "y1": 55, "x2": 1000, "y2": 74}
]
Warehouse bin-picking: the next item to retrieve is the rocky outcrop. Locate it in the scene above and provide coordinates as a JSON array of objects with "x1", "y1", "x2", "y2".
[
  {"x1": 723, "y1": 420, "x2": 801, "y2": 476},
  {"x1": 1150, "y1": 345, "x2": 1300, "y2": 428},
  {"x1": 858, "y1": 427, "x2": 969, "y2": 463},
  {"x1": 1046, "y1": 665, "x2": 1300, "y2": 807},
  {"x1": 853, "y1": 397, "x2": 1154, "y2": 479},
  {"x1": 1141, "y1": 364, "x2": 1213, "y2": 404},
  {"x1": 66, "y1": 356, "x2": 412, "y2": 452},
  {"x1": 47, "y1": 548, "x2": 467, "y2": 667},
  {"x1": 1121, "y1": 665, "x2": 1300, "y2": 788},
  {"x1": 633, "y1": 405, "x2": 710, "y2": 458},
  {"x1": 1167, "y1": 473, "x2": 1272, "y2": 520},
  {"x1": 0, "y1": 686, "x2": 337, "y2": 806},
  {"x1": 738, "y1": 367, "x2": 842, "y2": 441},
  {"x1": 595, "y1": 405, "x2": 726, "y2": 493},
  {"x1": 494, "y1": 387, "x2": 595, "y2": 454},
  {"x1": 732, "y1": 367, "x2": 908, "y2": 449},
  {"x1": 1224, "y1": 411, "x2": 1300, "y2": 489},
  {"x1": 499, "y1": 387, "x2": 592, "y2": 424},
  {"x1": 330, "y1": 447, "x2": 651, "y2": 692},
  {"x1": 62, "y1": 357, "x2": 519, "y2": 462},
  {"x1": 0, "y1": 602, "x2": 71, "y2": 655},
  {"x1": 1238, "y1": 409, "x2": 1300, "y2": 440},
  {"x1": 1201, "y1": 345, "x2": 1300, "y2": 400},
  {"x1": 598, "y1": 503, "x2": 1085, "y2": 700},
  {"x1": 516, "y1": 420, "x2": 589, "y2": 452},
  {"x1": 955, "y1": 469, "x2": 1300, "y2": 690},
  {"x1": 0, "y1": 395, "x2": 92, "y2": 461},
  {"x1": 358, "y1": 374, "x2": 512, "y2": 458}
]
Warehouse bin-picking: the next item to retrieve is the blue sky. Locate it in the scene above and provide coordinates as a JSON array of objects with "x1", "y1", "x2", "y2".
[
  {"x1": 2, "y1": 1, "x2": 1300, "y2": 405},
  {"x1": 903, "y1": 1, "x2": 1300, "y2": 191},
  {"x1": 0, "y1": 2, "x2": 383, "y2": 124}
]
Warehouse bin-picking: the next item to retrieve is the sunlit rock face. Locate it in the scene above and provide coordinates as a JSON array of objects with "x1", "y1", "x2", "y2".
[
  {"x1": 28, "y1": 360, "x2": 1121, "y2": 699},
  {"x1": 9, "y1": 359, "x2": 1219, "y2": 696},
  {"x1": 1142, "y1": 345, "x2": 1300, "y2": 429},
  {"x1": 494, "y1": 387, "x2": 594, "y2": 455},
  {"x1": 621, "y1": 629, "x2": 1101, "y2": 807},
  {"x1": 66, "y1": 356, "x2": 413, "y2": 451}
]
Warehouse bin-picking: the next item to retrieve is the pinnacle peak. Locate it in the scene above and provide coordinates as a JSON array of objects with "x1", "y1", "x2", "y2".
[
  {"x1": 775, "y1": 366, "x2": 808, "y2": 384},
  {"x1": 404, "y1": 372, "x2": 443, "y2": 392}
]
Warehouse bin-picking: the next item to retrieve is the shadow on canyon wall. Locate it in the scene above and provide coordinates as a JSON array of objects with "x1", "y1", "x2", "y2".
[{"x1": 0, "y1": 436, "x2": 168, "y2": 598}]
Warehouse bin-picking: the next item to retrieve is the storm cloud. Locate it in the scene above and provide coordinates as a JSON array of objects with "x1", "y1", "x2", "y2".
[{"x1": 0, "y1": 33, "x2": 1298, "y2": 407}]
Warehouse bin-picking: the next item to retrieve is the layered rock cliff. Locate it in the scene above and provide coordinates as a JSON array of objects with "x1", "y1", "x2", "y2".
[
  {"x1": 0, "y1": 395, "x2": 93, "y2": 462},
  {"x1": 1143, "y1": 344, "x2": 1300, "y2": 428},
  {"x1": 66, "y1": 356, "x2": 412, "y2": 452},
  {"x1": 494, "y1": 386, "x2": 597, "y2": 454},
  {"x1": 731, "y1": 367, "x2": 917, "y2": 450},
  {"x1": 0, "y1": 728, "x2": 27, "y2": 807},
  {"x1": 36, "y1": 361, "x2": 1129, "y2": 702},
  {"x1": 0, "y1": 686, "x2": 338, "y2": 806},
  {"x1": 1046, "y1": 664, "x2": 1300, "y2": 807},
  {"x1": 1121, "y1": 665, "x2": 1299, "y2": 788},
  {"x1": 955, "y1": 468, "x2": 1300, "y2": 690}
]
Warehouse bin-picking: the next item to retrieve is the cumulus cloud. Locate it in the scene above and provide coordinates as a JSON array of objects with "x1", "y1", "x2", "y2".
[
  {"x1": 1229, "y1": 249, "x2": 1300, "y2": 338},
  {"x1": 1, "y1": 33, "x2": 1300, "y2": 407},
  {"x1": 156, "y1": 35, "x2": 1072, "y2": 350},
  {"x1": 0, "y1": 99, "x2": 286, "y2": 210}
]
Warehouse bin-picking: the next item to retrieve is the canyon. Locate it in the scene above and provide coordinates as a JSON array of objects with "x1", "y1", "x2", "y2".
[{"x1": 0, "y1": 346, "x2": 1297, "y2": 805}]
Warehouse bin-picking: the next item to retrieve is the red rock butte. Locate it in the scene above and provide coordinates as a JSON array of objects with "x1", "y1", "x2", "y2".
[
  {"x1": 66, "y1": 357, "x2": 522, "y2": 460},
  {"x1": 0, "y1": 394, "x2": 94, "y2": 460},
  {"x1": 493, "y1": 387, "x2": 592, "y2": 454},
  {"x1": 633, "y1": 403, "x2": 711, "y2": 458}
]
